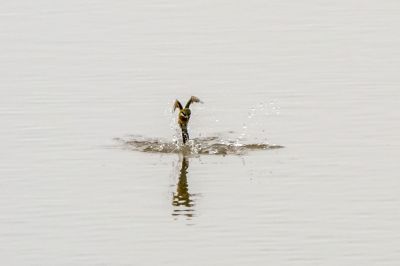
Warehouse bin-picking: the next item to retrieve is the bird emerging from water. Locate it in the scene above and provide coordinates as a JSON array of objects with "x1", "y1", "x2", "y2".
[{"x1": 173, "y1": 96, "x2": 203, "y2": 144}]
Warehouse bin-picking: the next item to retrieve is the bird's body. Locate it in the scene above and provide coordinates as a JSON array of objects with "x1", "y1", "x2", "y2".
[{"x1": 173, "y1": 96, "x2": 202, "y2": 144}]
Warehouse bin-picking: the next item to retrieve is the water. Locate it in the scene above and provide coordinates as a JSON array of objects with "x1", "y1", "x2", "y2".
[{"x1": 1, "y1": 1, "x2": 400, "y2": 265}]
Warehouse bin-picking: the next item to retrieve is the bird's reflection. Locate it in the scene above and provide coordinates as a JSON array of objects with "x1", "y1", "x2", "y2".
[{"x1": 172, "y1": 156, "x2": 196, "y2": 219}]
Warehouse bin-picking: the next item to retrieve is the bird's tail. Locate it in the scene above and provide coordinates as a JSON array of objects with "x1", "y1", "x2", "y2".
[{"x1": 182, "y1": 128, "x2": 189, "y2": 144}]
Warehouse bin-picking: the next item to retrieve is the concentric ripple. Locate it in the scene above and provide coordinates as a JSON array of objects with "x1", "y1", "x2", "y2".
[{"x1": 115, "y1": 135, "x2": 283, "y2": 155}]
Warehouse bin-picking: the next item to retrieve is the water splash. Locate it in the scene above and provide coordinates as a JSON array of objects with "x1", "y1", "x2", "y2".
[
  {"x1": 115, "y1": 134, "x2": 283, "y2": 156},
  {"x1": 126, "y1": 99, "x2": 284, "y2": 156},
  {"x1": 237, "y1": 99, "x2": 281, "y2": 143}
]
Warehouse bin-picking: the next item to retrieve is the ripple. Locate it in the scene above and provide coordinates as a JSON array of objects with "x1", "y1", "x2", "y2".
[{"x1": 114, "y1": 135, "x2": 284, "y2": 155}]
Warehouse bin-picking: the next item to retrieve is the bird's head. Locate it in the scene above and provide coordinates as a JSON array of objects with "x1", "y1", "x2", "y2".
[{"x1": 179, "y1": 108, "x2": 191, "y2": 120}]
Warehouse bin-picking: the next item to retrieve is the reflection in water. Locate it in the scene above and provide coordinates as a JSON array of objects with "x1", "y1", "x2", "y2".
[{"x1": 172, "y1": 156, "x2": 196, "y2": 219}]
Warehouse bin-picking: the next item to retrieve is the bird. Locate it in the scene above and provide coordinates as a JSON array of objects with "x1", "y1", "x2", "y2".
[{"x1": 173, "y1": 96, "x2": 203, "y2": 144}]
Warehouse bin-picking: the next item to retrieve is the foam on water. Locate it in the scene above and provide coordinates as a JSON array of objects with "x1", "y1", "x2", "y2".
[{"x1": 115, "y1": 134, "x2": 283, "y2": 155}]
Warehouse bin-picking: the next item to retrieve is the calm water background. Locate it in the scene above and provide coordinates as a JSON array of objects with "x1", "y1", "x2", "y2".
[{"x1": 1, "y1": 0, "x2": 400, "y2": 265}]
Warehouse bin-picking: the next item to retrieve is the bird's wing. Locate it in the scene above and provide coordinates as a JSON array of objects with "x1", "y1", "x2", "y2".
[
  {"x1": 185, "y1": 96, "x2": 203, "y2": 108},
  {"x1": 173, "y1": 100, "x2": 183, "y2": 112}
]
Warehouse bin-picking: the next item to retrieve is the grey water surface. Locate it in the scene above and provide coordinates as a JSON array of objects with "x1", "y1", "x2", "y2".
[{"x1": 1, "y1": 0, "x2": 400, "y2": 265}]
